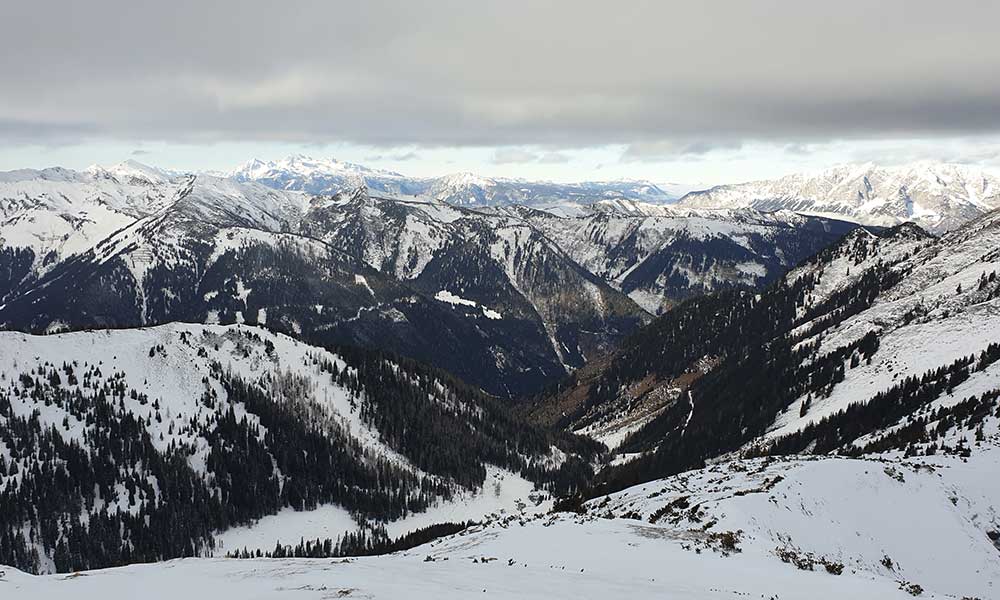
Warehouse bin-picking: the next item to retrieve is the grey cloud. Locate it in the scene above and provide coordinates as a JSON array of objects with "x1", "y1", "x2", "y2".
[
  {"x1": 491, "y1": 148, "x2": 573, "y2": 164},
  {"x1": 2, "y1": 1, "x2": 998, "y2": 148},
  {"x1": 538, "y1": 152, "x2": 571, "y2": 164},
  {"x1": 621, "y1": 139, "x2": 745, "y2": 162},
  {"x1": 848, "y1": 140, "x2": 1000, "y2": 166},
  {"x1": 492, "y1": 148, "x2": 541, "y2": 164},
  {"x1": 0, "y1": 118, "x2": 99, "y2": 145},
  {"x1": 783, "y1": 143, "x2": 814, "y2": 157},
  {"x1": 365, "y1": 151, "x2": 420, "y2": 162}
]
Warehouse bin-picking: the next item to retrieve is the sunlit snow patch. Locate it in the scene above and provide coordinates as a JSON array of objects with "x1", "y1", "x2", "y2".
[
  {"x1": 435, "y1": 290, "x2": 477, "y2": 307},
  {"x1": 434, "y1": 290, "x2": 502, "y2": 319}
]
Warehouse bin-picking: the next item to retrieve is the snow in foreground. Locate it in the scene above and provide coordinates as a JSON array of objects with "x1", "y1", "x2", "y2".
[{"x1": 4, "y1": 446, "x2": 997, "y2": 599}]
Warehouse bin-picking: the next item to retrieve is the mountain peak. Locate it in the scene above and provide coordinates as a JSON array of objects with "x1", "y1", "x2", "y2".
[{"x1": 84, "y1": 159, "x2": 175, "y2": 185}]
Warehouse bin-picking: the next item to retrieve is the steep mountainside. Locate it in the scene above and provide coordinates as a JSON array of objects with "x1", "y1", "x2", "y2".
[
  {"x1": 0, "y1": 323, "x2": 598, "y2": 574},
  {"x1": 299, "y1": 189, "x2": 647, "y2": 369},
  {"x1": 507, "y1": 204, "x2": 857, "y2": 313},
  {"x1": 527, "y1": 208, "x2": 1000, "y2": 493},
  {"x1": 0, "y1": 161, "x2": 183, "y2": 296},
  {"x1": 679, "y1": 162, "x2": 1000, "y2": 233}
]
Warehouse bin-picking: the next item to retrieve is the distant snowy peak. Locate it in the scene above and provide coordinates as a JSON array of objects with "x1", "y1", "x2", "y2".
[
  {"x1": 228, "y1": 154, "x2": 679, "y2": 207},
  {"x1": 427, "y1": 175, "x2": 678, "y2": 208},
  {"x1": 434, "y1": 171, "x2": 499, "y2": 188},
  {"x1": 230, "y1": 154, "x2": 405, "y2": 181},
  {"x1": 678, "y1": 161, "x2": 1000, "y2": 232},
  {"x1": 85, "y1": 159, "x2": 182, "y2": 186},
  {"x1": 228, "y1": 155, "x2": 415, "y2": 196}
]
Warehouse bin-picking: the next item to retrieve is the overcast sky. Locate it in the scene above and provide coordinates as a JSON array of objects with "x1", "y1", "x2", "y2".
[{"x1": 2, "y1": 0, "x2": 999, "y2": 183}]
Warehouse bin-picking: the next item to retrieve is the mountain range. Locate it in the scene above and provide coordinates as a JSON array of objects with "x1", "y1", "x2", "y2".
[
  {"x1": 679, "y1": 161, "x2": 1000, "y2": 233},
  {"x1": 229, "y1": 155, "x2": 1000, "y2": 234},
  {"x1": 0, "y1": 160, "x2": 852, "y2": 396},
  {"x1": 228, "y1": 154, "x2": 680, "y2": 207}
]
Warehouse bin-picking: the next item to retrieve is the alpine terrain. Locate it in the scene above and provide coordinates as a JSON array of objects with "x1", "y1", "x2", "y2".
[
  {"x1": 4, "y1": 2, "x2": 998, "y2": 598},
  {"x1": 679, "y1": 162, "x2": 1000, "y2": 233},
  {"x1": 0, "y1": 161, "x2": 854, "y2": 394},
  {"x1": 1, "y1": 161, "x2": 999, "y2": 600}
]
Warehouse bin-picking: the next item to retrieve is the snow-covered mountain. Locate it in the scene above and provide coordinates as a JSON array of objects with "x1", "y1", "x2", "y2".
[
  {"x1": 0, "y1": 171, "x2": 649, "y2": 396},
  {"x1": 0, "y1": 161, "x2": 858, "y2": 394},
  {"x1": 509, "y1": 204, "x2": 856, "y2": 313},
  {"x1": 300, "y1": 189, "x2": 646, "y2": 372},
  {"x1": 0, "y1": 175, "x2": 592, "y2": 395},
  {"x1": 424, "y1": 172, "x2": 676, "y2": 208},
  {"x1": 528, "y1": 206, "x2": 1000, "y2": 489},
  {"x1": 0, "y1": 322, "x2": 597, "y2": 574},
  {"x1": 229, "y1": 154, "x2": 423, "y2": 198},
  {"x1": 0, "y1": 161, "x2": 185, "y2": 289},
  {"x1": 678, "y1": 162, "x2": 1000, "y2": 233},
  {"x1": 228, "y1": 154, "x2": 678, "y2": 207}
]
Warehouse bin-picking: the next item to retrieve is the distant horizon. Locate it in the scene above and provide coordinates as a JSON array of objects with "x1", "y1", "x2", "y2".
[{"x1": 6, "y1": 147, "x2": 1000, "y2": 191}]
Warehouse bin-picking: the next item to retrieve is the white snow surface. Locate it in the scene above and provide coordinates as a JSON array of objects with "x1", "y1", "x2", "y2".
[
  {"x1": 213, "y1": 465, "x2": 546, "y2": 557},
  {"x1": 0, "y1": 163, "x2": 183, "y2": 277},
  {"x1": 435, "y1": 289, "x2": 503, "y2": 320},
  {"x1": 3, "y1": 446, "x2": 997, "y2": 599}
]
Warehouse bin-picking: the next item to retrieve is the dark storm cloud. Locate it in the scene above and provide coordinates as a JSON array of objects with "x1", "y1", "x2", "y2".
[{"x1": 2, "y1": 0, "x2": 998, "y2": 148}]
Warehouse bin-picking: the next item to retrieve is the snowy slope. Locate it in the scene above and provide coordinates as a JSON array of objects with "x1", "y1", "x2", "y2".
[
  {"x1": 0, "y1": 162, "x2": 183, "y2": 291},
  {"x1": 679, "y1": 161, "x2": 1000, "y2": 233},
  {"x1": 4, "y1": 444, "x2": 996, "y2": 599},
  {"x1": 0, "y1": 323, "x2": 594, "y2": 574},
  {"x1": 0, "y1": 323, "x2": 410, "y2": 473},
  {"x1": 760, "y1": 210, "x2": 1000, "y2": 443}
]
